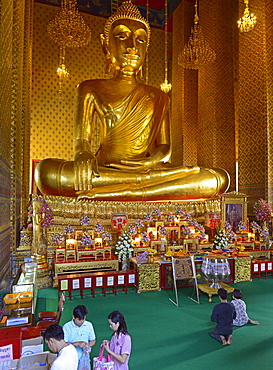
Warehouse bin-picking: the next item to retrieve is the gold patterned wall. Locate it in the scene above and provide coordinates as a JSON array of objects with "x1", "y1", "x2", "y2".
[
  {"x1": 266, "y1": 0, "x2": 273, "y2": 206},
  {"x1": 31, "y1": 3, "x2": 165, "y2": 163},
  {"x1": 0, "y1": 0, "x2": 32, "y2": 281},
  {"x1": 237, "y1": 0, "x2": 272, "y2": 211},
  {"x1": 198, "y1": 0, "x2": 236, "y2": 191},
  {"x1": 1, "y1": 0, "x2": 13, "y2": 282},
  {"x1": 172, "y1": 0, "x2": 237, "y2": 189},
  {"x1": 172, "y1": 1, "x2": 197, "y2": 167}
]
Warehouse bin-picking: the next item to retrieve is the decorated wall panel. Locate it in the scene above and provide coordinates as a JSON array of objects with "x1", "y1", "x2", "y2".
[
  {"x1": 265, "y1": 0, "x2": 273, "y2": 206},
  {"x1": 172, "y1": 1, "x2": 197, "y2": 167},
  {"x1": 198, "y1": 0, "x2": 236, "y2": 191},
  {"x1": 237, "y1": 0, "x2": 269, "y2": 210}
]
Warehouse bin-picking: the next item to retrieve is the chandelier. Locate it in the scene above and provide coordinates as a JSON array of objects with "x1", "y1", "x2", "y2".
[
  {"x1": 47, "y1": 0, "x2": 91, "y2": 94},
  {"x1": 237, "y1": 0, "x2": 257, "y2": 33},
  {"x1": 178, "y1": 0, "x2": 216, "y2": 70},
  {"x1": 160, "y1": 0, "x2": 171, "y2": 93}
]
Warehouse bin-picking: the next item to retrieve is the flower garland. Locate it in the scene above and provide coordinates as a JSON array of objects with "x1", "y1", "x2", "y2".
[
  {"x1": 253, "y1": 198, "x2": 272, "y2": 222},
  {"x1": 115, "y1": 230, "x2": 134, "y2": 262},
  {"x1": 27, "y1": 196, "x2": 54, "y2": 228}
]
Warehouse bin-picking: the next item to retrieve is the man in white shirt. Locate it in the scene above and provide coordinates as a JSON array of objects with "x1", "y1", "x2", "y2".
[
  {"x1": 44, "y1": 324, "x2": 78, "y2": 370},
  {"x1": 63, "y1": 305, "x2": 96, "y2": 369}
]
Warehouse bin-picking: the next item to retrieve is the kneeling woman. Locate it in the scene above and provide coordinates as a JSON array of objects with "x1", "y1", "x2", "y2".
[{"x1": 102, "y1": 311, "x2": 131, "y2": 370}]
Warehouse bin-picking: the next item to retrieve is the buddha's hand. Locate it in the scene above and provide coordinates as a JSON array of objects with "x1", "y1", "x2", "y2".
[
  {"x1": 108, "y1": 158, "x2": 156, "y2": 172},
  {"x1": 74, "y1": 151, "x2": 100, "y2": 191}
]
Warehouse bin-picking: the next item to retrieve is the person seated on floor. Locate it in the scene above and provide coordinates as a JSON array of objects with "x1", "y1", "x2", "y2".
[
  {"x1": 210, "y1": 288, "x2": 236, "y2": 345},
  {"x1": 35, "y1": 0, "x2": 229, "y2": 202},
  {"x1": 44, "y1": 324, "x2": 78, "y2": 370},
  {"x1": 231, "y1": 288, "x2": 259, "y2": 326}
]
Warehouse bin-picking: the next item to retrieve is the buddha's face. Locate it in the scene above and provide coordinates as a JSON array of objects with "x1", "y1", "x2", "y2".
[{"x1": 108, "y1": 19, "x2": 148, "y2": 74}]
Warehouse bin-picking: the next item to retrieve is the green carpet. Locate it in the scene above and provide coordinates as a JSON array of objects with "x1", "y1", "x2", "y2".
[{"x1": 36, "y1": 278, "x2": 273, "y2": 369}]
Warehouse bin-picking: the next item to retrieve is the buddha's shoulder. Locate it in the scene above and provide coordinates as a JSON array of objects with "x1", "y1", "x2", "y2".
[
  {"x1": 141, "y1": 84, "x2": 170, "y2": 101},
  {"x1": 77, "y1": 79, "x2": 113, "y2": 93}
]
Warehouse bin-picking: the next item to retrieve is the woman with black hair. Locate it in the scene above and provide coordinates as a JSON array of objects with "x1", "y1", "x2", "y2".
[
  {"x1": 102, "y1": 311, "x2": 131, "y2": 370},
  {"x1": 231, "y1": 288, "x2": 259, "y2": 326}
]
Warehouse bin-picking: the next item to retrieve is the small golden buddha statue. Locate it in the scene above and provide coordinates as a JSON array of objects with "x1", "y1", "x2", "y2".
[{"x1": 35, "y1": 0, "x2": 229, "y2": 201}]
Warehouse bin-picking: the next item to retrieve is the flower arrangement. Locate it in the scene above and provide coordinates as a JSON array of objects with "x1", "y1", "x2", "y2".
[
  {"x1": 94, "y1": 223, "x2": 104, "y2": 233},
  {"x1": 147, "y1": 248, "x2": 157, "y2": 255},
  {"x1": 195, "y1": 223, "x2": 205, "y2": 234},
  {"x1": 166, "y1": 214, "x2": 175, "y2": 223},
  {"x1": 213, "y1": 230, "x2": 229, "y2": 250},
  {"x1": 53, "y1": 233, "x2": 64, "y2": 245},
  {"x1": 134, "y1": 219, "x2": 145, "y2": 229},
  {"x1": 141, "y1": 232, "x2": 150, "y2": 243},
  {"x1": 136, "y1": 250, "x2": 148, "y2": 262},
  {"x1": 115, "y1": 230, "x2": 134, "y2": 262},
  {"x1": 238, "y1": 221, "x2": 247, "y2": 231},
  {"x1": 80, "y1": 215, "x2": 90, "y2": 226},
  {"x1": 198, "y1": 232, "x2": 207, "y2": 240},
  {"x1": 176, "y1": 207, "x2": 186, "y2": 217},
  {"x1": 260, "y1": 229, "x2": 269, "y2": 241},
  {"x1": 144, "y1": 214, "x2": 153, "y2": 223},
  {"x1": 181, "y1": 225, "x2": 191, "y2": 236},
  {"x1": 224, "y1": 222, "x2": 232, "y2": 231},
  {"x1": 102, "y1": 231, "x2": 112, "y2": 242},
  {"x1": 64, "y1": 224, "x2": 74, "y2": 234},
  {"x1": 127, "y1": 224, "x2": 137, "y2": 236},
  {"x1": 151, "y1": 208, "x2": 161, "y2": 218},
  {"x1": 250, "y1": 221, "x2": 261, "y2": 232},
  {"x1": 253, "y1": 198, "x2": 272, "y2": 222},
  {"x1": 158, "y1": 226, "x2": 167, "y2": 237},
  {"x1": 226, "y1": 230, "x2": 236, "y2": 242},
  {"x1": 81, "y1": 233, "x2": 93, "y2": 246},
  {"x1": 27, "y1": 196, "x2": 54, "y2": 227}
]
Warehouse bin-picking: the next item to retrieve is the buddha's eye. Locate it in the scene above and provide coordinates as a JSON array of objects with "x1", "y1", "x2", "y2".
[
  {"x1": 137, "y1": 38, "x2": 146, "y2": 44},
  {"x1": 115, "y1": 33, "x2": 128, "y2": 40}
]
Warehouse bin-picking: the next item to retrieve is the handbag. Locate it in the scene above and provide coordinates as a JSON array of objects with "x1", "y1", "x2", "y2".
[{"x1": 93, "y1": 345, "x2": 114, "y2": 370}]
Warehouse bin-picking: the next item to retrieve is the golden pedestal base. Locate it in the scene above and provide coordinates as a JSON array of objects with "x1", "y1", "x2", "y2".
[{"x1": 198, "y1": 282, "x2": 234, "y2": 302}]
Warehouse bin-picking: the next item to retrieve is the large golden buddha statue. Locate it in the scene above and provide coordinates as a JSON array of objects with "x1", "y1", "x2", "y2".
[{"x1": 35, "y1": 0, "x2": 229, "y2": 202}]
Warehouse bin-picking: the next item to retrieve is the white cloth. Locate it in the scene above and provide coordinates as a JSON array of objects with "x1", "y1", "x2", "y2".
[{"x1": 51, "y1": 344, "x2": 78, "y2": 370}]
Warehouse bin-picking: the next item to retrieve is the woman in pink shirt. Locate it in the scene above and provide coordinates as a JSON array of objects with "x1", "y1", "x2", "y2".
[{"x1": 102, "y1": 311, "x2": 131, "y2": 370}]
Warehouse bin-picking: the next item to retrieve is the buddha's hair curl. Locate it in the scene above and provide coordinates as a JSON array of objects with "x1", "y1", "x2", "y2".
[{"x1": 103, "y1": 0, "x2": 151, "y2": 48}]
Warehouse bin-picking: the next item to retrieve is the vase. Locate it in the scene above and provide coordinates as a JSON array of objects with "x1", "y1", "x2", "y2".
[{"x1": 121, "y1": 259, "x2": 130, "y2": 271}]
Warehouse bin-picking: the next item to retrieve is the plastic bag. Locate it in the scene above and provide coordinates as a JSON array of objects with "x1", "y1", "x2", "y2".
[{"x1": 78, "y1": 353, "x2": 91, "y2": 370}]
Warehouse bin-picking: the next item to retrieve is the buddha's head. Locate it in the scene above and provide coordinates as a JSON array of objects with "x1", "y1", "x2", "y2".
[{"x1": 101, "y1": 0, "x2": 151, "y2": 77}]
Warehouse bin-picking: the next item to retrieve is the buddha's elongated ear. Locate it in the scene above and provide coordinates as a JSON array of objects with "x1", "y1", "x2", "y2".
[{"x1": 100, "y1": 34, "x2": 108, "y2": 55}]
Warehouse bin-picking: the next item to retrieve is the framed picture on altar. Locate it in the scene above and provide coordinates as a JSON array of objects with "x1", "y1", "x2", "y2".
[{"x1": 221, "y1": 191, "x2": 248, "y2": 232}]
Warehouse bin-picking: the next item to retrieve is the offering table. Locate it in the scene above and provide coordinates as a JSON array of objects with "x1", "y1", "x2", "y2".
[{"x1": 53, "y1": 254, "x2": 119, "y2": 287}]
